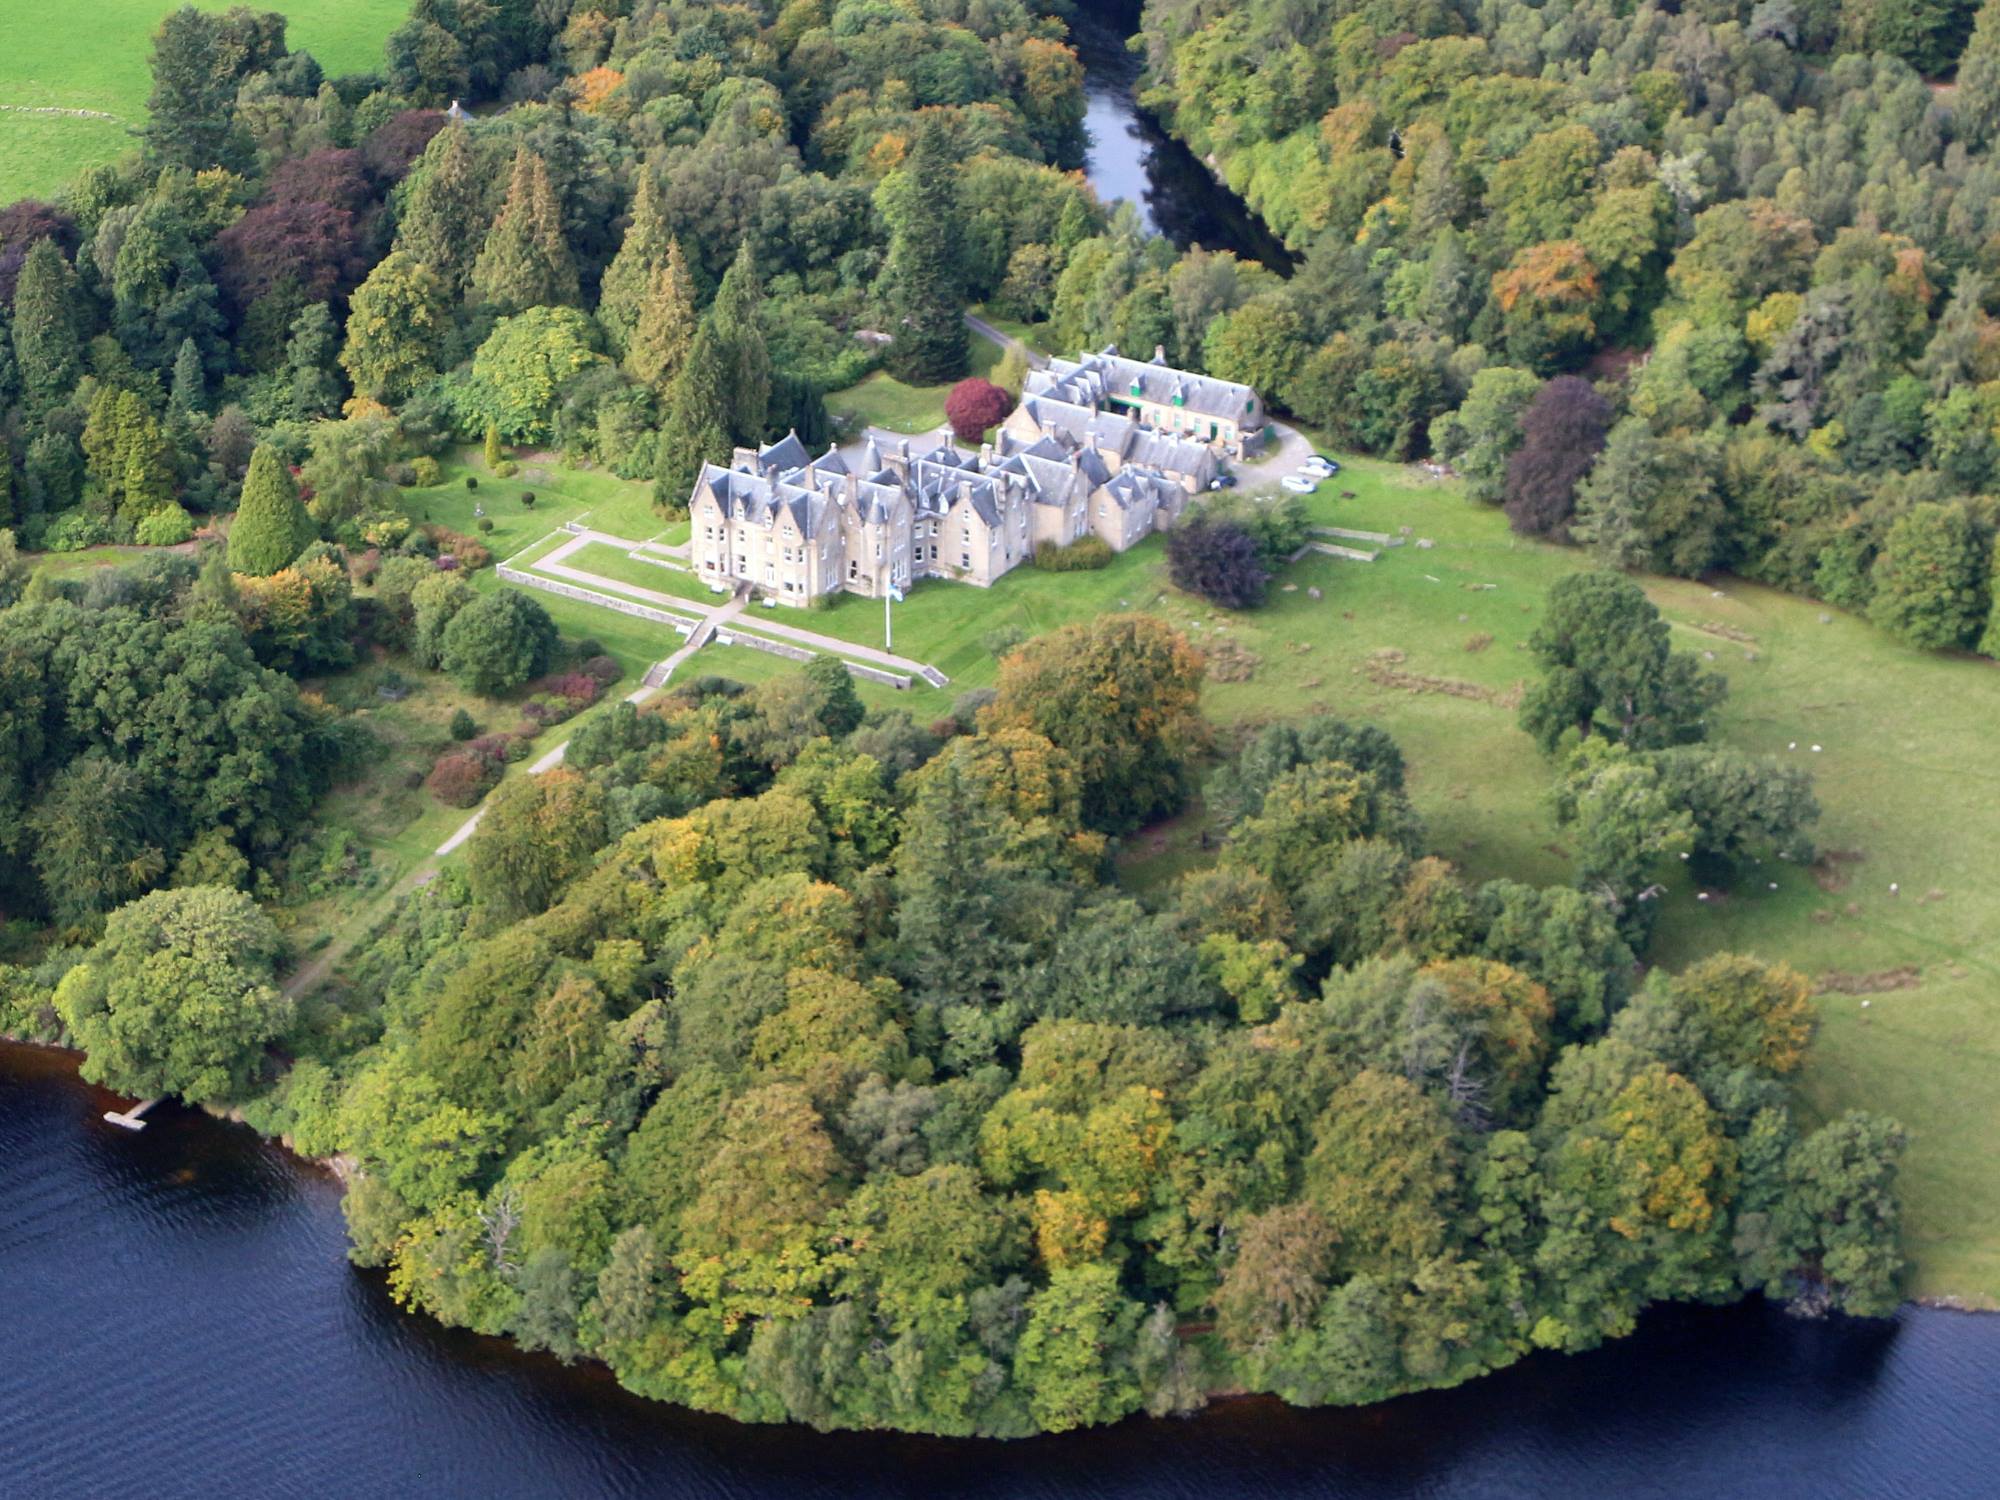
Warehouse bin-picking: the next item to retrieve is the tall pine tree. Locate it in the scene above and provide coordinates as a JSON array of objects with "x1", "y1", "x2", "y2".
[
  {"x1": 879, "y1": 118, "x2": 969, "y2": 385},
  {"x1": 169, "y1": 337, "x2": 206, "y2": 416},
  {"x1": 396, "y1": 123, "x2": 488, "y2": 299},
  {"x1": 229, "y1": 443, "x2": 313, "y2": 575},
  {"x1": 597, "y1": 169, "x2": 672, "y2": 356},
  {"x1": 710, "y1": 240, "x2": 771, "y2": 446},
  {"x1": 624, "y1": 237, "x2": 696, "y2": 398},
  {"x1": 12, "y1": 239, "x2": 79, "y2": 410},
  {"x1": 470, "y1": 146, "x2": 579, "y2": 316},
  {"x1": 654, "y1": 320, "x2": 734, "y2": 512}
]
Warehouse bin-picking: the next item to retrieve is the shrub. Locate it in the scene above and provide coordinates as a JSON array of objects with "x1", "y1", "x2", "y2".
[
  {"x1": 426, "y1": 750, "x2": 500, "y2": 807},
  {"x1": 581, "y1": 654, "x2": 620, "y2": 684},
  {"x1": 42, "y1": 510, "x2": 114, "y2": 552},
  {"x1": 135, "y1": 506, "x2": 196, "y2": 546},
  {"x1": 465, "y1": 475, "x2": 479, "y2": 490},
  {"x1": 449, "y1": 707, "x2": 476, "y2": 740},
  {"x1": 411, "y1": 456, "x2": 442, "y2": 486},
  {"x1": 385, "y1": 461, "x2": 417, "y2": 487},
  {"x1": 521, "y1": 492, "x2": 536, "y2": 508},
  {"x1": 1033, "y1": 536, "x2": 1113, "y2": 571},
  {"x1": 495, "y1": 460, "x2": 519, "y2": 478},
  {"x1": 499, "y1": 733, "x2": 533, "y2": 763},
  {"x1": 476, "y1": 517, "x2": 494, "y2": 533}
]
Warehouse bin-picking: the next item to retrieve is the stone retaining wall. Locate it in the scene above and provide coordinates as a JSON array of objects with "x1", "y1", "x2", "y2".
[
  {"x1": 499, "y1": 567, "x2": 697, "y2": 633},
  {"x1": 716, "y1": 629, "x2": 913, "y2": 690}
]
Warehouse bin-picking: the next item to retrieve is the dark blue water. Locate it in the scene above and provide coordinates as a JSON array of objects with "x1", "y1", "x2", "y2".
[
  {"x1": 1071, "y1": 2, "x2": 1295, "y2": 269},
  {"x1": 3, "y1": 1045, "x2": 1997, "y2": 1498}
]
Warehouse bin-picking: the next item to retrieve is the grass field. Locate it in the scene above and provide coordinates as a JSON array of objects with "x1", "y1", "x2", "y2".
[
  {"x1": 556, "y1": 542, "x2": 721, "y2": 605},
  {"x1": 0, "y1": 0, "x2": 406, "y2": 201},
  {"x1": 402, "y1": 450, "x2": 664, "y2": 558},
  {"x1": 825, "y1": 339, "x2": 1002, "y2": 435}
]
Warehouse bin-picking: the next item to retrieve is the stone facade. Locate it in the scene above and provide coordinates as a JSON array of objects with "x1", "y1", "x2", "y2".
[{"x1": 684, "y1": 349, "x2": 1259, "y2": 606}]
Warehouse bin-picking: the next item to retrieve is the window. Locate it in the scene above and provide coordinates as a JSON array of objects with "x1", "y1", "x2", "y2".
[
  {"x1": 960, "y1": 553, "x2": 970, "y2": 569},
  {"x1": 849, "y1": 560, "x2": 858, "y2": 579}
]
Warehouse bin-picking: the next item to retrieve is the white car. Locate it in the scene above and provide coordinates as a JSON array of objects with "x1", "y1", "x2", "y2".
[
  {"x1": 1301, "y1": 456, "x2": 1336, "y2": 477},
  {"x1": 1281, "y1": 474, "x2": 1317, "y2": 493}
]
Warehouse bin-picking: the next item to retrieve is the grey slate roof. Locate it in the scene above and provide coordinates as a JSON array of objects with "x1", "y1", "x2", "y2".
[{"x1": 1031, "y1": 347, "x2": 1260, "y2": 424}]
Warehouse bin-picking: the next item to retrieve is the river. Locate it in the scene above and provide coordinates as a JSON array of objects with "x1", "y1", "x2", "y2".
[
  {"x1": 1070, "y1": 0, "x2": 1295, "y2": 270},
  {"x1": 3, "y1": 1044, "x2": 1997, "y2": 1499}
]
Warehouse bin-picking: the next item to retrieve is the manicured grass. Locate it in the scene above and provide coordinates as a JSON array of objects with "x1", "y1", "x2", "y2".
[
  {"x1": 792, "y1": 543, "x2": 1172, "y2": 688},
  {"x1": 0, "y1": 0, "x2": 405, "y2": 201},
  {"x1": 687, "y1": 642, "x2": 939, "y2": 720},
  {"x1": 555, "y1": 542, "x2": 722, "y2": 605},
  {"x1": 402, "y1": 450, "x2": 664, "y2": 558},
  {"x1": 825, "y1": 340, "x2": 1002, "y2": 435}
]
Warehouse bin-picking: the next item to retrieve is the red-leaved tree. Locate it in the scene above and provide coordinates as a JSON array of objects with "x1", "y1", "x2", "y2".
[
  {"x1": 945, "y1": 377, "x2": 1014, "y2": 443},
  {"x1": 1502, "y1": 375, "x2": 1611, "y2": 540}
]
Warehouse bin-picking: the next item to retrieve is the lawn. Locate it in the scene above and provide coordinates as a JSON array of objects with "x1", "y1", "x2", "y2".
[
  {"x1": 825, "y1": 339, "x2": 1002, "y2": 436},
  {"x1": 794, "y1": 542, "x2": 1171, "y2": 689},
  {"x1": 554, "y1": 541, "x2": 723, "y2": 605},
  {"x1": 401, "y1": 450, "x2": 664, "y2": 558},
  {"x1": 0, "y1": 0, "x2": 405, "y2": 201}
]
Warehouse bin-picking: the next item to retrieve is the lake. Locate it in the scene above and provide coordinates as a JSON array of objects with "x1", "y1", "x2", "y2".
[{"x1": 3, "y1": 1044, "x2": 1996, "y2": 1499}]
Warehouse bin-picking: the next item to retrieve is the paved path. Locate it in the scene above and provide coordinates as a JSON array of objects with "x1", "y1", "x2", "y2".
[
  {"x1": 432, "y1": 595, "x2": 748, "y2": 858},
  {"x1": 525, "y1": 524, "x2": 943, "y2": 680},
  {"x1": 965, "y1": 311, "x2": 1047, "y2": 370}
]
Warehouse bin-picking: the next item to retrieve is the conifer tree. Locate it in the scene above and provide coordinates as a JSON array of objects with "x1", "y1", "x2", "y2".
[
  {"x1": 654, "y1": 320, "x2": 734, "y2": 510},
  {"x1": 229, "y1": 443, "x2": 313, "y2": 575},
  {"x1": 710, "y1": 240, "x2": 771, "y2": 445},
  {"x1": 1961, "y1": 0, "x2": 2000, "y2": 149},
  {"x1": 597, "y1": 170, "x2": 672, "y2": 355},
  {"x1": 878, "y1": 119, "x2": 969, "y2": 385},
  {"x1": 0, "y1": 439, "x2": 15, "y2": 531},
  {"x1": 284, "y1": 302, "x2": 344, "y2": 418},
  {"x1": 396, "y1": 123, "x2": 488, "y2": 298},
  {"x1": 12, "y1": 239, "x2": 80, "y2": 410},
  {"x1": 484, "y1": 423, "x2": 504, "y2": 469},
  {"x1": 470, "y1": 147, "x2": 579, "y2": 316},
  {"x1": 624, "y1": 238, "x2": 696, "y2": 397},
  {"x1": 169, "y1": 337, "x2": 206, "y2": 416},
  {"x1": 117, "y1": 392, "x2": 176, "y2": 531}
]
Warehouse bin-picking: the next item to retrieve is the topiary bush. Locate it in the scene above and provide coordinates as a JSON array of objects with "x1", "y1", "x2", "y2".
[
  {"x1": 449, "y1": 707, "x2": 476, "y2": 740},
  {"x1": 520, "y1": 492, "x2": 536, "y2": 509},
  {"x1": 465, "y1": 475, "x2": 479, "y2": 491}
]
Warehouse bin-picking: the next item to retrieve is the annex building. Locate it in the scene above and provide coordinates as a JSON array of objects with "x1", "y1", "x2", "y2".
[{"x1": 687, "y1": 347, "x2": 1257, "y2": 606}]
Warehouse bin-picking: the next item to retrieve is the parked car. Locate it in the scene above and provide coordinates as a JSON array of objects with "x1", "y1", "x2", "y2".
[
  {"x1": 1302, "y1": 455, "x2": 1339, "y2": 476},
  {"x1": 1281, "y1": 474, "x2": 1317, "y2": 493}
]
